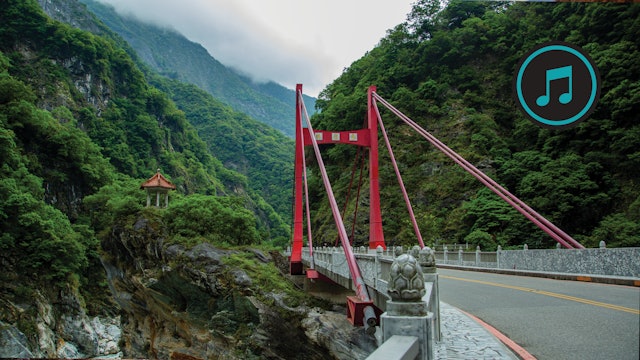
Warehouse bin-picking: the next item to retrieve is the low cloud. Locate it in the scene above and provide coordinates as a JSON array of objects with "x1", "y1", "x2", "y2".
[
  {"x1": 95, "y1": 0, "x2": 413, "y2": 97},
  {"x1": 96, "y1": 0, "x2": 337, "y2": 95}
]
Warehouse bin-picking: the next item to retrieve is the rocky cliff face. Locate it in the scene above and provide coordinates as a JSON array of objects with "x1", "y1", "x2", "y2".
[
  {"x1": 0, "y1": 279, "x2": 122, "y2": 358},
  {"x1": 0, "y1": 209, "x2": 375, "y2": 359},
  {"x1": 99, "y1": 212, "x2": 374, "y2": 359}
]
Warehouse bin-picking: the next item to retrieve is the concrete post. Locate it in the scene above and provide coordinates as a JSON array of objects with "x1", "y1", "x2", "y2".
[
  {"x1": 458, "y1": 248, "x2": 463, "y2": 265},
  {"x1": 599, "y1": 241, "x2": 606, "y2": 249},
  {"x1": 380, "y1": 248, "x2": 434, "y2": 360},
  {"x1": 376, "y1": 245, "x2": 383, "y2": 283},
  {"x1": 497, "y1": 245, "x2": 501, "y2": 269},
  {"x1": 475, "y1": 246, "x2": 481, "y2": 266}
]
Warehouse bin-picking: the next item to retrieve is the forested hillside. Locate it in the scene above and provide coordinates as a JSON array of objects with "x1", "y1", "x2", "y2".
[
  {"x1": 38, "y1": 0, "x2": 294, "y2": 236},
  {"x1": 150, "y1": 77, "x2": 294, "y2": 230},
  {"x1": 309, "y1": 0, "x2": 639, "y2": 249},
  {"x1": 79, "y1": 0, "x2": 316, "y2": 138},
  {"x1": 0, "y1": 0, "x2": 287, "y2": 295}
]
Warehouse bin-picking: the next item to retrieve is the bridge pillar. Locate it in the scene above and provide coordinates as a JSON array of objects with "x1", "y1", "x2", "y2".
[
  {"x1": 380, "y1": 301, "x2": 434, "y2": 360},
  {"x1": 377, "y1": 248, "x2": 435, "y2": 360},
  {"x1": 367, "y1": 85, "x2": 385, "y2": 250}
]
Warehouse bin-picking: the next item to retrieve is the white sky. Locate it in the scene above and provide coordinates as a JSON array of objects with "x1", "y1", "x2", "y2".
[{"x1": 95, "y1": 0, "x2": 416, "y2": 97}]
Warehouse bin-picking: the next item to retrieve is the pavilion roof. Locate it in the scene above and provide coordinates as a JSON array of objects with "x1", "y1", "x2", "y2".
[{"x1": 140, "y1": 170, "x2": 176, "y2": 190}]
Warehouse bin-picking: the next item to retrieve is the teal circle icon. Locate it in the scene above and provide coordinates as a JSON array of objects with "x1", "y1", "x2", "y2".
[{"x1": 513, "y1": 41, "x2": 601, "y2": 129}]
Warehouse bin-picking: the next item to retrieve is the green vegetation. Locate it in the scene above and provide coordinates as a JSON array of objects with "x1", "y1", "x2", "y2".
[
  {"x1": 0, "y1": 0, "x2": 290, "y2": 300},
  {"x1": 310, "y1": 0, "x2": 639, "y2": 249},
  {"x1": 222, "y1": 251, "x2": 325, "y2": 309},
  {"x1": 151, "y1": 77, "x2": 294, "y2": 242},
  {"x1": 165, "y1": 194, "x2": 261, "y2": 246}
]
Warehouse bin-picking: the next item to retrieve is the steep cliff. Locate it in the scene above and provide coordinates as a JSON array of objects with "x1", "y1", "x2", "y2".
[
  {"x1": 0, "y1": 205, "x2": 376, "y2": 358},
  {"x1": 98, "y1": 209, "x2": 374, "y2": 359}
]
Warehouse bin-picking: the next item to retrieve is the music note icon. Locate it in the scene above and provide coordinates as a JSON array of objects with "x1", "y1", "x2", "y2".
[{"x1": 536, "y1": 65, "x2": 573, "y2": 107}]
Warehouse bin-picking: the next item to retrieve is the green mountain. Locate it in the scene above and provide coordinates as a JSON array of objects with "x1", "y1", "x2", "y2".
[
  {"x1": 0, "y1": 2, "x2": 339, "y2": 357},
  {"x1": 0, "y1": 0, "x2": 294, "y2": 291},
  {"x1": 79, "y1": 0, "x2": 315, "y2": 138},
  {"x1": 36, "y1": 0, "x2": 295, "y2": 238},
  {"x1": 309, "y1": 0, "x2": 640, "y2": 249}
]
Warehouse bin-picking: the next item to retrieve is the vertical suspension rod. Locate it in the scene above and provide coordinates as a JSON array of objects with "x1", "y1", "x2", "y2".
[
  {"x1": 372, "y1": 92, "x2": 584, "y2": 249},
  {"x1": 297, "y1": 90, "x2": 372, "y2": 302},
  {"x1": 372, "y1": 98, "x2": 425, "y2": 249}
]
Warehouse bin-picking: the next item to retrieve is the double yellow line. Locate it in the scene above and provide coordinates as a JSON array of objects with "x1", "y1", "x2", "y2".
[{"x1": 441, "y1": 275, "x2": 640, "y2": 315}]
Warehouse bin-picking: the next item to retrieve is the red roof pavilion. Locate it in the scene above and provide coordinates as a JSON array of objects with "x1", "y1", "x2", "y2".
[
  {"x1": 140, "y1": 170, "x2": 176, "y2": 190},
  {"x1": 140, "y1": 169, "x2": 176, "y2": 207}
]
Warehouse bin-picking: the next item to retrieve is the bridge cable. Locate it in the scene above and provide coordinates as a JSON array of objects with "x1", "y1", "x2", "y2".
[
  {"x1": 297, "y1": 90, "x2": 373, "y2": 302},
  {"x1": 372, "y1": 92, "x2": 584, "y2": 249},
  {"x1": 372, "y1": 99, "x2": 426, "y2": 249},
  {"x1": 373, "y1": 92, "x2": 579, "y2": 249},
  {"x1": 349, "y1": 154, "x2": 366, "y2": 246}
]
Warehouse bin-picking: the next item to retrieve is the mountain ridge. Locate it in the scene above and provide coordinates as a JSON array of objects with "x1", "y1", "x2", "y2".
[{"x1": 80, "y1": 0, "x2": 315, "y2": 138}]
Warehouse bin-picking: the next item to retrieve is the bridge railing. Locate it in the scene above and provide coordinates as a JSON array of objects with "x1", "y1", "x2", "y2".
[
  {"x1": 434, "y1": 245, "x2": 640, "y2": 280},
  {"x1": 301, "y1": 246, "x2": 430, "y2": 306},
  {"x1": 434, "y1": 247, "x2": 498, "y2": 268}
]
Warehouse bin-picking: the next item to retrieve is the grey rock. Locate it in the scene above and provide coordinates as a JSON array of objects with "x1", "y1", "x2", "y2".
[
  {"x1": 184, "y1": 243, "x2": 224, "y2": 264},
  {"x1": 164, "y1": 244, "x2": 185, "y2": 259},
  {"x1": 0, "y1": 322, "x2": 34, "y2": 358},
  {"x1": 57, "y1": 341, "x2": 83, "y2": 359},
  {"x1": 232, "y1": 269, "x2": 253, "y2": 287}
]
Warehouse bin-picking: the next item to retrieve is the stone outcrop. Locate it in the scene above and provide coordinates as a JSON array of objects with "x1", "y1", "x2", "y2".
[
  {"x1": 0, "y1": 290, "x2": 121, "y2": 358},
  {"x1": 101, "y1": 213, "x2": 371, "y2": 359},
  {"x1": 1, "y1": 211, "x2": 375, "y2": 359}
]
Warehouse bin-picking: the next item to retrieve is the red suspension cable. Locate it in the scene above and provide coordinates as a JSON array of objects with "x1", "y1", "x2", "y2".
[
  {"x1": 372, "y1": 98, "x2": 426, "y2": 249},
  {"x1": 336, "y1": 146, "x2": 363, "y2": 247},
  {"x1": 349, "y1": 154, "x2": 366, "y2": 245},
  {"x1": 372, "y1": 92, "x2": 584, "y2": 249}
]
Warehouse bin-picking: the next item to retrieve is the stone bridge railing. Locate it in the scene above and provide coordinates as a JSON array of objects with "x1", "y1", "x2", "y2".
[
  {"x1": 301, "y1": 246, "x2": 441, "y2": 360},
  {"x1": 301, "y1": 246, "x2": 397, "y2": 306},
  {"x1": 301, "y1": 246, "x2": 441, "y2": 342},
  {"x1": 435, "y1": 245, "x2": 640, "y2": 279}
]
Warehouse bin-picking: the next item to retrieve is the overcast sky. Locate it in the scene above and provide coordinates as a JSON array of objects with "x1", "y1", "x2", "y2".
[{"x1": 95, "y1": 0, "x2": 415, "y2": 97}]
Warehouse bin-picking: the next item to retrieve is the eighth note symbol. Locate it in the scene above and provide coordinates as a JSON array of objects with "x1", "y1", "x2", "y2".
[{"x1": 536, "y1": 65, "x2": 573, "y2": 107}]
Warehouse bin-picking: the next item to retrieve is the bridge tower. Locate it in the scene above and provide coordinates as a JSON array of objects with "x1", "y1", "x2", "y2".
[{"x1": 290, "y1": 85, "x2": 385, "y2": 275}]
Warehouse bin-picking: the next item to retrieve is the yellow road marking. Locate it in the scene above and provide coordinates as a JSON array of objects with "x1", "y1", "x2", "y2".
[{"x1": 441, "y1": 275, "x2": 640, "y2": 315}]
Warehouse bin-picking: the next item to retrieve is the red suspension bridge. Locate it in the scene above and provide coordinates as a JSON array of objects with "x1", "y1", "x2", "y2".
[{"x1": 288, "y1": 84, "x2": 585, "y2": 327}]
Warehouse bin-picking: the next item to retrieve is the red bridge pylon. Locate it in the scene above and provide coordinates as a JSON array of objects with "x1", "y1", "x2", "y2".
[{"x1": 290, "y1": 85, "x2": 385, "y2": 275}]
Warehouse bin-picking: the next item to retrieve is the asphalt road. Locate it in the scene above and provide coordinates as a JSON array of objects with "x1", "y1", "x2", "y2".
[{"x1": 437, "y1": 268, "x2": 640, "y2": 360}]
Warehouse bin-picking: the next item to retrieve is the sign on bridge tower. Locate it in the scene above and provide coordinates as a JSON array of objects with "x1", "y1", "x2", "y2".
[{"x1": 290, "y1": 85, "x2": 386, "y2": 275}]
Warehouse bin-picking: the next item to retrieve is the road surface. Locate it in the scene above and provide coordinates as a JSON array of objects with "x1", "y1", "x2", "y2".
[{"x1": 438, "y1": 268, "x2": 640, "y2": 360}]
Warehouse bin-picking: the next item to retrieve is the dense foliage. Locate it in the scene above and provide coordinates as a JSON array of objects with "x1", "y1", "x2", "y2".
[
  {"x1": 152, "y1": 78, "x2": 293, "y2": 236},
  {"x1": 0, "y1": 52, "x2": 101, "y2": 286},
  {"x1": 38, "y1": 0, "x2": 293, "y2": 244},
  {"x1": 310, "y1": 0, "x2": 639, "y2": 249},
  {"x1": 0, "y1": 0, "x2": 289, "y2": 295}
]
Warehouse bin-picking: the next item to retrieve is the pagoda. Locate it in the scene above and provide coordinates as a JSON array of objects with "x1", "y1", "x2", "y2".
[{"x1": 140, "y1": 169, "x2": 176, "y2": 208}]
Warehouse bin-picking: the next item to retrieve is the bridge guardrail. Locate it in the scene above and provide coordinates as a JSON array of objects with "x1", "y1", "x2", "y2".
[{"x1": 433, "y1": 245, "x2": 640, "y2": 284}]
